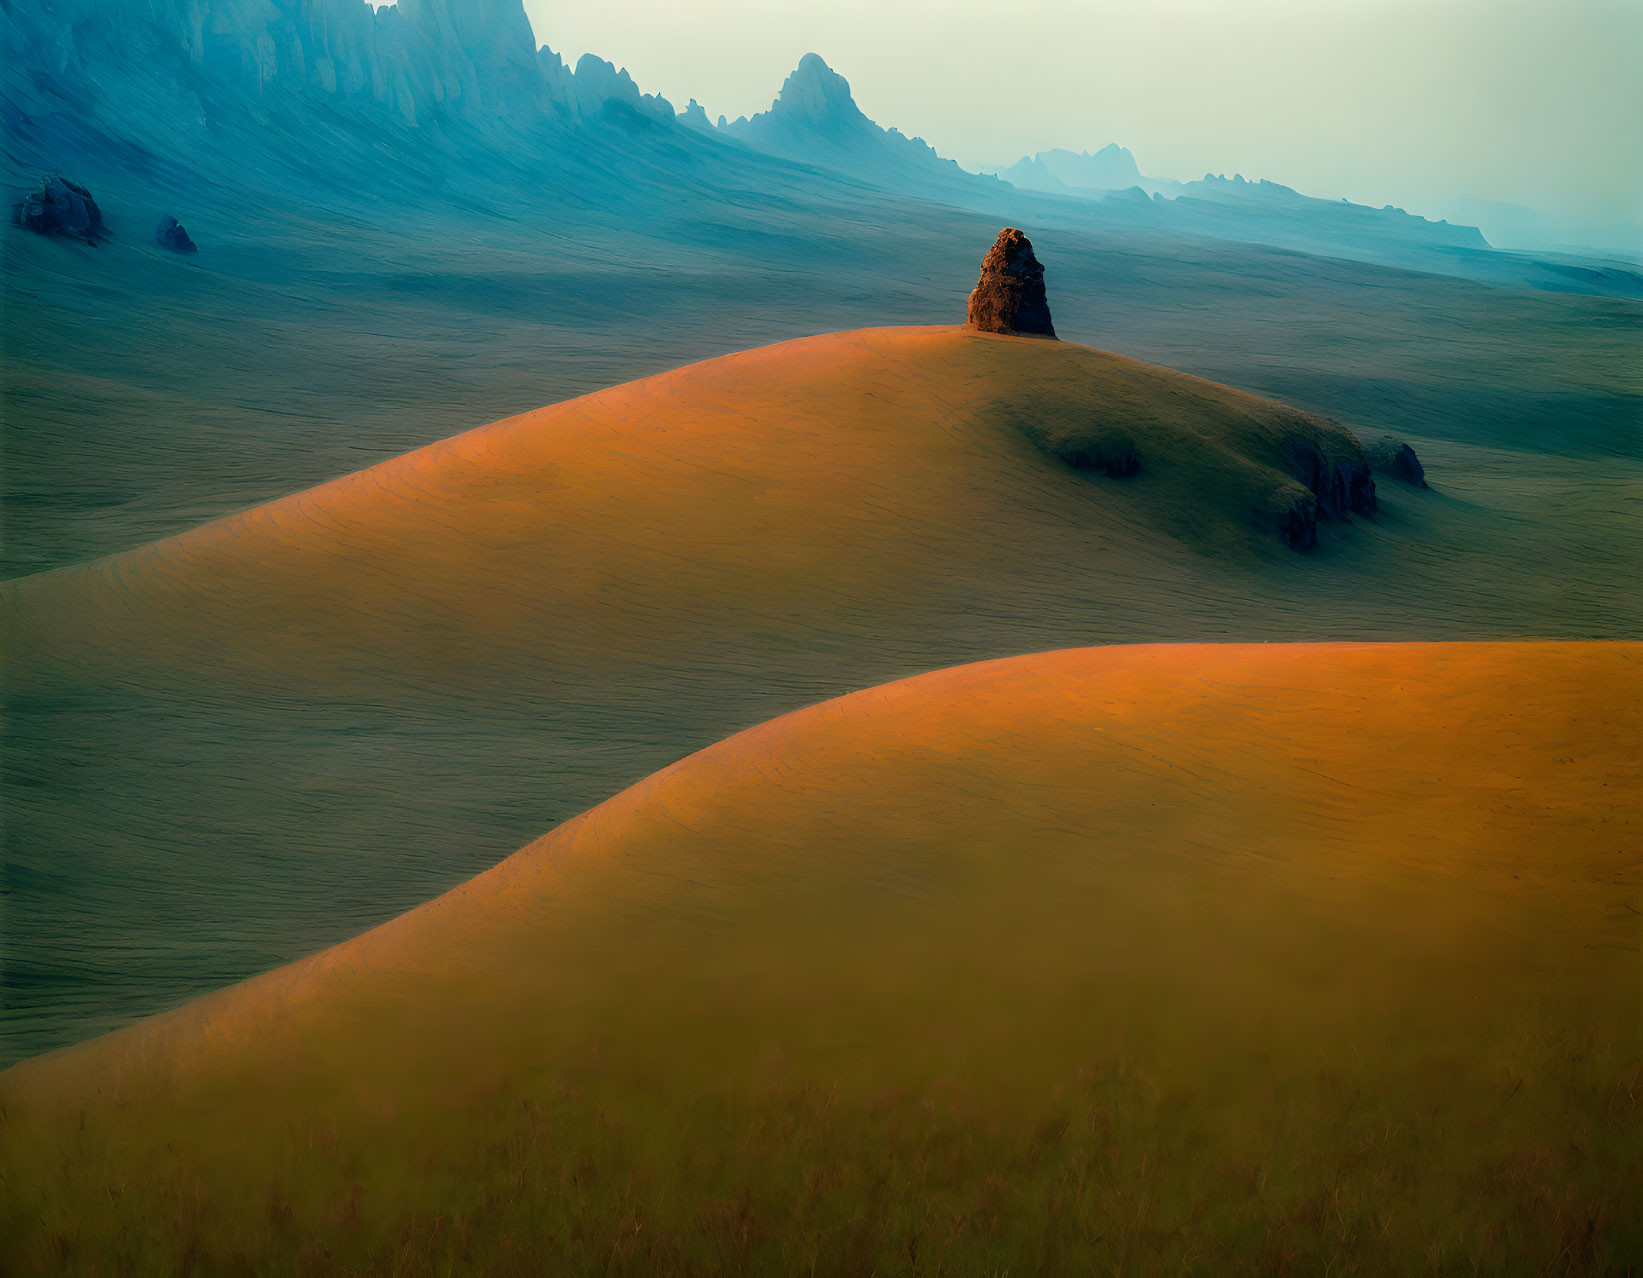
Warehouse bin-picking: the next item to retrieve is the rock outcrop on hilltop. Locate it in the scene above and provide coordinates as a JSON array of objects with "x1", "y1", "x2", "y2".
[
  {"x1": 12, "y1": 176, "x2": 104, "y2": 243},
  {"x1": 1366, "y1": 437, "x2": 1428, "y2": 487},
  {"x1": 155, "y1": 216, "x2": 197, "y2": 253},
  {"x1": 967, "y1": 228, "x2": 1056, "y2": 337}
]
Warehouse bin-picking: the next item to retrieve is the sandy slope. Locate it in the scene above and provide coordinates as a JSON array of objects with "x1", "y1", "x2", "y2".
[
  {"x1": 5, "y1": 325, "x2": 1640, "y2": 1063},
  {"x1": 5, "y1": 640, "x2": 1639, "y2": 1272},
  {"x1": 4, "y1": 326, "x2": 1374, "y2": 688},
  {"x1": 9, "y1": 325, "x2": 1634, "y2": 699}
]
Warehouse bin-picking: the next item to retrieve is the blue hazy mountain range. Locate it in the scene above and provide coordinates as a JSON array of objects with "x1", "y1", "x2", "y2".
[
  {"x1": 989, "y1": 145, "x2": 1155, "y2": 195},
  {"x1": 6, "y1": 0, "x2": 1636, "y2": 291},
  {"x1": 717, "y1": 52, "x2": 993, "y2": 201}
]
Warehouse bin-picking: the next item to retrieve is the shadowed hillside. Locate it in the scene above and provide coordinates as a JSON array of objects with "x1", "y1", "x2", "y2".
[{"x1": 5, "y1": 641, "x2": 1638, "y2": 1273}]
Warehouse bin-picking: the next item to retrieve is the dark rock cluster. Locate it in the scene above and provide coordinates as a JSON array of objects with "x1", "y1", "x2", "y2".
[
  {"x1": 1285, "y1": 438, "x2": 1377, "y2": 522},
  {"x1": 1365, "y1": 436, "x2": 1427, "y2": 487},
  {"x1": 1270, "y1": 436, "x2": 1379, "y2": 551},
  {"x1": 967, "y1": 228, "x2": 1056, "y2": 338},
  {"x1": 156, "y1": 216, "x2": 197, "y2": 253},
  {"x1": 12, "y1": 176, "x2": 104, "y2": 244},
  {"x1": 1272, "y1": 495, "x2": 1321, "y2": 552}
]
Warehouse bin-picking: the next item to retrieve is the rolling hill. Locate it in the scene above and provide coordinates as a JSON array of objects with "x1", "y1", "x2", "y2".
[
  {"x1": 8, "y1": 322, "x2": 1635, "y2": 700},
  {"x1": 3, "y1": 2, "x2": 1638, "y2": 1268},
  {"x1": 0, "y1": 325, "x2": 1417, "y2": 692},
  {"x1": 5, "y1": 325, "x2": 1640, "y2": 1064},
  {"x1": 4, "y1": 639, "x2": 1638, "y2": 1273}
]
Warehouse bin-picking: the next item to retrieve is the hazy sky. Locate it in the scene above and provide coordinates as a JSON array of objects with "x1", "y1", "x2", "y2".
[{"x1": 527, "y1": 0, "x2": 1641, "y2": 238}]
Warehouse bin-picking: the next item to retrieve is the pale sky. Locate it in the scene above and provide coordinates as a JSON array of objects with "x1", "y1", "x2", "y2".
[{"x1": 527, "y1": 0, "x2": 1642, "y2": 245}]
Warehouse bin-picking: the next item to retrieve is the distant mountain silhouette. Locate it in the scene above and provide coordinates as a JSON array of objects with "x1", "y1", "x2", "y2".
[
  {"x1": 1173, "y1": 173, "x2": 1489, "y2": 251},
  {"x1": 10, "y1": 0, "x2": 1631, "y2": 292},
  {"x1": 2, "y1": 0, "x2": 675, "y2": 166},
  {"x1": 994, "y1": 145, "x2": 1148, "y2": 194},
  {"x1": 717, "y1": 54, "x2": 990, "y2": 199},
  {"x1": 990, "y1": 146, "x2": 1489, "y2": 254}
]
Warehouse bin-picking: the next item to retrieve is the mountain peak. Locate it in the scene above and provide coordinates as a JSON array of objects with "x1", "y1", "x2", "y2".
[{"x1": 772, "y1": 52, "x2": 864, "y2": 126}]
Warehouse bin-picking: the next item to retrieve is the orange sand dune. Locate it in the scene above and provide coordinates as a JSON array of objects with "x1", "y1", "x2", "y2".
[
  {"x1": 5, "y1": 326, "x2": 1572, "y2": 697},
  {"x1": 5, "y1": 640, "x2": 1639, "y2": 1271}
]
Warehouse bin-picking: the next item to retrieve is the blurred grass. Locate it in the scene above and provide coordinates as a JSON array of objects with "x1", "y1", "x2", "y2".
[
  {"x1": 15, "y1": 1050, "x2": 1640, "y2": 1273},
  {"x1": 10, "y1": 931, "x2": 1638, "y2": 1275}
]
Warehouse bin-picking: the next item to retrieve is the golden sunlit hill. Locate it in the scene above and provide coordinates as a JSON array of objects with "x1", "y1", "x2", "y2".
[
  {"x1": 5, "y1": 326, "x2": 1634, "y2": 704},
  {"x1": 4, "y1": 640, "x2": 1638, "y2": 1274}
]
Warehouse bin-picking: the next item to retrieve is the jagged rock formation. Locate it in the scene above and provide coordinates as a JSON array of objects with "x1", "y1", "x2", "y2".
[
  {"x1": 11, "y1": 176, "x2": 103, "y2": 243},
  {"x1": 1270, "y1": 495, "x2": 1321, "y2": 552},
  {"x1": 677, "y1": 99, "x2": 716, "y2": 134},
  {"x1": 719, "y1": 54, "x2": 981, "y2": 198},
  {"x1": 568, "y1": 54, "x2": 674, "y2": 123},
  {"x1": 1366, "y1": 437, "x2": 1428, "y2": 487},
  {"x1": 1285, "y1": 437, "x2": 1376, "y2": 520},
  {"x1": 0, "y1": 0, "x2": 674, "y2": 148},
  {"x1": 764, "y1": 52, "x2": 856, "y2": 125},
  {"x1": 1264, "y1": 434, "x2": 1377, "y2": 550},
  {"x1": 967, "y1": 229, "x2": 1056, "y2": 337},
  {"x1": 155, "y1": 216, "x2": 196, "y2": 253}
]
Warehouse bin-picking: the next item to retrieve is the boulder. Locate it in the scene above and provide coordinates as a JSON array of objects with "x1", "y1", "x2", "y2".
[
  {"x1": 1365, "y1": 436, "x2": 1427, "y2": 487},
  {"x1": 12, "y1": 176, "x2": 104, "y2": 244},
  {"x1": 967, "y1": 228, "x2": 1056, "y2": 337},
  {"x1": 156, "y1": 216, "x2": 197, "y2": 253}
]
